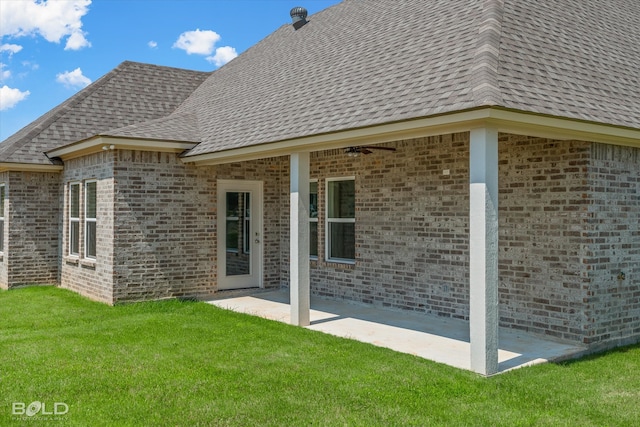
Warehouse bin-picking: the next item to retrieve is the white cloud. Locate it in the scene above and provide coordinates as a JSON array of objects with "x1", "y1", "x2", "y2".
[
  {"x1": 56, "y1": 68, "x2": 91, "y2": 89},
  {"x1": 0, "y1": 44, "x2": 23, "y2": 56},
  {"x1": 0, "y1": 0, "x2": 92, "y2": 50},
  {"x1": 64, "y1": 30, "x2": 91, "y2": 51},
  {"x1": 0, "y1": 85, "x2": 30, "y2": 111},
  {"x1": 22, "y1": 61, "x2": 39, "y2": 71},
  {"x1": 173, "y1": 29, "x2": 220, "y2": 55},
  {"x1": 148, "y1": 41, "x2": 158, "y2": 49},
  {"x1": 206, "y1": 46, "x2": 238, "y2": 67},
  {"x1": 0, "y1": 63, "x2": 10, "y2": 80}
]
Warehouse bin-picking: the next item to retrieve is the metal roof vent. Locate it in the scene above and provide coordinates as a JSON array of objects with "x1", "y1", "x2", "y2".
[{"x1": 290, "y1": 7, "x2": 308, "y2": 30}]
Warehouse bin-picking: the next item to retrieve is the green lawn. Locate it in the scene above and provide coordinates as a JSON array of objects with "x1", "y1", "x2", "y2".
[{"x1": 1, "y1": 287, "x2": 638, "y2": 426}]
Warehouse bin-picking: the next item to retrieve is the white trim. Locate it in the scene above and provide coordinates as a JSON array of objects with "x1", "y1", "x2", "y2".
[
  {"x1": 309, "y1": 179, "x2": 318, "y2": 260},
  {"x1": 47, "y1": 136, "x2": 197, "y2": 161},
  {"x1": 84, "y1": 180, "x2": 97, "y2": 260},
  {"x1": 68, "y1": 182, "x2": 81, "y2": 257},
  {"x1": 325, "y1": 177, "x2": 356, "y2": 264},
  {"x1": 0, "y1": 163, "x2": 64, "y2": 173},
  {"x1": 183, "y1": 107, "x2": 640, "y2": 166}
]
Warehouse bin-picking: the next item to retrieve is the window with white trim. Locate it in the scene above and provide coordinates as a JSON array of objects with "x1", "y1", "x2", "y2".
[
  {"x1": 85, "y1": 180, "x2": 97, "y2": 259},
  {"x1": 309, "y1": 180, "x2": 318, "y2": 259},
  {"x1": 0, "y1": 184, "x2": 5, "y2": 253},
  {"x1": 326, "y1": 178, "x2": 355, "y2": 263},
  {"x1": 69, "y1": 183, "x2": 80, "y2": 256}
]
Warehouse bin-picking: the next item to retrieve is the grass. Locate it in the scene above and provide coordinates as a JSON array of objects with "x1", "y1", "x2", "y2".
[{"x1": 1, "y1": 287, "x2": 638, "y2": 426}]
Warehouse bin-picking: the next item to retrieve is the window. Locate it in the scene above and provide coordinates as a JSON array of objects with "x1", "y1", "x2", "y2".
[
  {"x1": 85, "y1": 181, "x2": 97, "y2": 259},
  {"x1": 225, "y1": 191, "x2": 251, "y2": 254},
  {"x1": 326, "y1": 178, "x2": 355, "y2": 262},
  {"x1": 0, "y1": 184, "x2": 5, "y2": 252},
  {"x1": 69, "y1": 183, "x2": 80, "y2": 256},
  {"x1": 309, "y1": 181, "x2": 318, "y2": 258}
]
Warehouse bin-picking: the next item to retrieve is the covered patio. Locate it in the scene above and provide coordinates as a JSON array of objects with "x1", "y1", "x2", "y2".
[{"x1": 207, "y1": 289, "x2": 586, "y2": 375}]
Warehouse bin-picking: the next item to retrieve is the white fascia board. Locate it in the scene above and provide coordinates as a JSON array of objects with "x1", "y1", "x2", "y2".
[
  {"x1": 487, "y1": 109, "x2": 640, "y2": 147},
  {"x1": 47, "y1": 136, "x2": 198, "y2": 161},
  {"x1": 0, "y1": 163, "x2": 64, "y2": 173},
  {"x1": 183, "y1": 109, "x2": 492, "y2": 165},
  {"x1": 183, "y1": 108, "x2": 640, "y2": 166}
]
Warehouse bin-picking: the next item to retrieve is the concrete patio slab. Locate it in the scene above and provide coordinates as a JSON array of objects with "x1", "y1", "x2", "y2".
[{"x1": 206, "y1": 289, "x2": 587, "y2": 374}]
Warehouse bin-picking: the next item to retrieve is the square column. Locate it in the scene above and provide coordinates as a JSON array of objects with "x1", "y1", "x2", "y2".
[
  {"x1": 290, "y1": 152, "x2": 310, "y2": 326},
  {"x1": 469, "y1": 127, "x2": 499, "y2": 376}
]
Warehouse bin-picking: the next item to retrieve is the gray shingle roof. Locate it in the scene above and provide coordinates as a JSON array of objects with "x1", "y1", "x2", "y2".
[
  {"x1": 3, "y1": 0, "x2": 639, "y2": 164},
  {"x1": 497, "y1": 0, "x2": 640, "y2": 128},
  {"x1": 178, "y1": 0, "x2": 639, "y2": 157},
  {"x1": 0, "y1": 61, "x2": 209, "y2": 164}
]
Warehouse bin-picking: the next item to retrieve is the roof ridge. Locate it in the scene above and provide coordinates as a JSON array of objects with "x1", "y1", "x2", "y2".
[
  {"x1": 0, "y1": 61, "x2": 132, "y2": 160},
  {"x1": 470, "y1": 0, "x2": 504, "y2": 106}
]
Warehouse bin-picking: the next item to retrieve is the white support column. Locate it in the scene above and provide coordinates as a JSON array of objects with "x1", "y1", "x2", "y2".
[
  {"x1": 290, "y1": 152, "x2": 310, "y2": 326},
  {"x1": 469, "y1": 127, "x2": 499, "y2": 376}
]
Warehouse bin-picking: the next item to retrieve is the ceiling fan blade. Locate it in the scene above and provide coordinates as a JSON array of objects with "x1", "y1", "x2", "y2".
[{"x1": 360, "y1": 146, "x2": 396, "y2": 152}]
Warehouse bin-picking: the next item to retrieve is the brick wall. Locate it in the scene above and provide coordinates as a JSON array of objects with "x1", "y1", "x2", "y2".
[
  {"x1": 268, "y1": 134, "x2": 639, "y2": 347},
  {"x1": 111, "y1": 150, "x2": 217, "y2": 302},
  {"x1": 61, "y1": 152, "x2": 115, "y2": 303},
  {"x1": 583, "y1": 143, "x2": 640, "y2": 346},
  {"x1": 16, "y1": 131, "x2": 634, "y2": 349},
  {"x1": 0, "y1": 171, "x2": 7, "y2": 288},
  {"x1": 304, "y1": 134, "x2": 472, "y2": 319},
  {"x1": 214, "y1": 157, "x2": 287, "y2": 289},
  {"x1": 0, "y1": 171, "x2": 60, "y2": 288},
  {"x1": 498, "y1": 136, "x2": 592, "y2": 342}
]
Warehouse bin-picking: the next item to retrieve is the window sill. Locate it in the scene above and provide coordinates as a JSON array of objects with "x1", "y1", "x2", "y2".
[
  {"x1": 324, "y1": 259, "x2": 356, "y2": 269},
  {"x1": 64, "y1": 256, "x2": 96, "y2": 269},
  {"x1": 64, "y1": 256, "x2": 79, "y2": 265},
  {"x1": 80, "y1": 258, "x2": 96, "y2": 269},
  {"x1": 327, "y1": 258, "x2": 355, "y2": 265}
]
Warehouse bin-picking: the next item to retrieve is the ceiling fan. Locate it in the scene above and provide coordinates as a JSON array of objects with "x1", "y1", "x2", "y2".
[{"x1": 345, "y1": 146, "x2": 396, "y2": 156}]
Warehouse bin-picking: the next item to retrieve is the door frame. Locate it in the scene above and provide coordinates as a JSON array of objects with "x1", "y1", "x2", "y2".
[{"x1": 217, "y1": 180, "x2": 264, "y2": 290}]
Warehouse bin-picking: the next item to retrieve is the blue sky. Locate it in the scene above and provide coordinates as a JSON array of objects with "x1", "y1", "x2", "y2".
[{"x1": 0, "y1": 0, "x2": 340, "y2": 141}]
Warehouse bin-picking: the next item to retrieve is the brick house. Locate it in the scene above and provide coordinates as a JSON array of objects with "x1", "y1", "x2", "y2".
[{"x1": 1, "y1": 0, "x2": 638, "y2": 375}]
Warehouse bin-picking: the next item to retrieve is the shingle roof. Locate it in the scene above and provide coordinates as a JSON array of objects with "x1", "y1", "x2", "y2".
[
  {"x1": 176, "y1": 0, "x2": 639, "y2": 157},
  {"x1": 497, "y1": 0, "x2": 640, "y2": 129},
  {"x1": 3, "y1": 0, "x2": 639, "y2": 164},
  {"x1": 0, "y1": 61, "x2": 209, "y2": 164}
]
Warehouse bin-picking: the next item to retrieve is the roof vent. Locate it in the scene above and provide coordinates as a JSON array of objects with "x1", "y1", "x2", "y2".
[{"x1": 290, "y1": 7, "x2": 308, "y2": 30}]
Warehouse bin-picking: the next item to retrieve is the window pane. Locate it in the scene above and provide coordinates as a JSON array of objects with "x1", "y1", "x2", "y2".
[
  {"x1": 310, "y1": 221, "x2": 318, "y2": 257},
  {"x1": 0, "y1": 186, "x2": 5, "y2": 214},
  {"x1": 86, "y1": 221, "x2": 96, "y2": 258},
  {"x1": 86, "y1": 182, "x2": 97, "y2": 219},
  {"x1": 329, "y1": 222, "x2": 355, "y2": 260},
  {"x1": 70, "y1": 221, "x2": 80, "y2": 255},
  {"x1": 0, "y1": 219, "x2": 4, "y2": 252},
  {"x1": 70, "y1": 184, "x2": 80, "y2": 218},
  {"x1": 310, "y1": 182, "x2": 318, "y2": 219},
  {"x1": 226, "y1": 220, "x2": 239, "y2": 251},
  {"x1": 328, "y1": 180, "x2": 355, "y2": 218},
  {"x1": 226, "y1": 192, "x2": 239, "y2": 217}
]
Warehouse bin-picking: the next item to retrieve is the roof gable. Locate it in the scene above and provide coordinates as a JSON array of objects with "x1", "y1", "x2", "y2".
[{"x1": 0, "y1": 61, "x2": 209, "y2": 165}]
